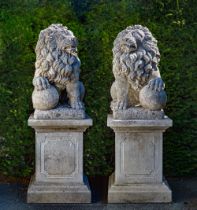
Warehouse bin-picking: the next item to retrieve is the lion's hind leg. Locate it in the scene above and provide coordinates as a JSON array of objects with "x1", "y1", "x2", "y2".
[
  {"x1": 110, "y1": 80, "x2": 128, "y2": 110},
  {"x1": 66, "y1": 81, "x2": 84, "y2": 110}
]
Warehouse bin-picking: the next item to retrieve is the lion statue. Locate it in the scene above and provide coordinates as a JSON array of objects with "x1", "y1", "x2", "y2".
[
  {"x1": 32, "y1": 24, "x2": 84, "y2": 110},
  {"x1": 111, "y1": 25, "x2": 167, "y2": 111}
]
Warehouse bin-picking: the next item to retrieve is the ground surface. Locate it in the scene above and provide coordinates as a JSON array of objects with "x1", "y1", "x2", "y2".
[{"x1": 0, "y1": 177, "x2": 196, "y2": 210}]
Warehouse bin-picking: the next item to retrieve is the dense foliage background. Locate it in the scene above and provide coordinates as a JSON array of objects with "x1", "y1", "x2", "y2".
[{"x1": 0, "y1": 0, "x2": 196, "y2": 177}]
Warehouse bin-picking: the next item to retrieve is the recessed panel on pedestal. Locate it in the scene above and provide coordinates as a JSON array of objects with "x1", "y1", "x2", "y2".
[
  {"x1": 27, "y1": 116, "x2": 92, "y2": 203},
  {"x1": 122, "y1": 133, "x2": 155, "y2": 175},
  {"x1": 107, "y1": 115, "x2": 173, "y2": 203},
  {"x1": 42, "y1": 137, "x2": 77, "y2": 177},
  {"x1": 36, "y1": 132, "x2": 82, "y2": 183},
  {"x1": 115, "y1": 132, "x2": 162, "y2": 184}
]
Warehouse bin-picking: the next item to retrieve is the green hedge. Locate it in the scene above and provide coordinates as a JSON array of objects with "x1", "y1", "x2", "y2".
[{"x1": 0, "y1": 0, "x2": 196, "y2": 177}]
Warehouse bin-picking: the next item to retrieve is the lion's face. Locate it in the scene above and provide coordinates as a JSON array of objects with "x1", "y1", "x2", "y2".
[
  {"x1": 119, "y1": 29, "x2": 146, "y2": 54},
  {"x1": 120, "y1": 33, "x2": 137, "y2": 53},
  {"x1": 57, "y1": 34, "x2": 78, "y2": 56}
]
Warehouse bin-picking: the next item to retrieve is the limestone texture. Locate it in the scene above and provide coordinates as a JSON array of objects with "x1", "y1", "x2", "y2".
[
  {"x1": 113, "y1": 107, "x2": 164, "y2": 120},
  {"x1": 108, "y1": 174, "x2": 172, "y2": 203},
  {"x1": 32, "y1": 85, "x2": 59, "y2": 110},
  {"x1": 34, "y1": 105, "x2": 85, "y2": 119},
  {"x1": 139, "y1": 85, "x2": 167, "y2": 110},
  {"x1": 28, "y1": 24, "x2": 92, "y2": 203},
  {"x1": 110, "y1": 25, "x2": 167, "y2": 114},
  {"x1": 32, "y1": 24, "x2": 85, "y2": 111},
  {"x1": 27, "y1": 176, "x2": 91, "y2": 203},
  {"x1": 27, "y1": 115, "x2": 92, "y2": 203},
  {"x1": 107, "y1": 115, "x2": 172, "y2": 203}
]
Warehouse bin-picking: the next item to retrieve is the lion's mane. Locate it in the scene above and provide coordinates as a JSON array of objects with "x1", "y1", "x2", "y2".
[
  {"x1": 34, "y1": 24, "x2": 80, "y2": 89},
  {"x1": 113, "y1": 25, "x2": 160, "y2": 90}
]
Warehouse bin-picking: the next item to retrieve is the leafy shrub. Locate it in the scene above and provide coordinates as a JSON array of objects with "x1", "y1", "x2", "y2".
[{"x1": 0, "y1": 0, "x2": 196, "y2": 177}]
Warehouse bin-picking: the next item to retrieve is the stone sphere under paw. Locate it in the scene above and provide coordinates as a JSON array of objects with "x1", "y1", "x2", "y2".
[
  {"x1": 32, "y1": 86, "x2": 59, "y2": 110},
  {"x1": 139, "y1": 85, "x2": 167, "y2": 110}
]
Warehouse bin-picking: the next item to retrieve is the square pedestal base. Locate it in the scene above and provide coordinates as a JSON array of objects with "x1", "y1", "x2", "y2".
[
  {"x1": 27, "y1": 176, "x2": 91, "y2": 203},
  {"x1": 108, "y1": 174, "x2": 172, "y2": 203}
]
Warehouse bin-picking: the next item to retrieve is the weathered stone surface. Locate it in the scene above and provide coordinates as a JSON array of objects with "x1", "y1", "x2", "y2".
[
  {"x1": 27, "y1": 176, "x2": 91, "y2": 203},
  {"x1": 27, "y1": 116, "x2": 92, "y2": 203},
  {"x1": 139, "y1": 85, "x2": 167, "y2": 110},
  {"x1": 28, "y1": 23, "x2": 91, "y2": 203},
  {"x1": 107, "y1": 115, "x2": 172, "y2": 130},
  {"x1": 34, "y1": 105, "x2": 85, "y2": 119},
  {"x1": 32, "y1": 85, "x2": 59, "y2": 110},
  {"x1": 110, "y1": 25, "x2": 167, "y2": 113},
  {"x1": 113, "y1": 107, "x2": 165, "y2": 120},
  {"x1": 28, "y1": 114, "x2": 92, "y2": 129},
  {"x1": 32, "y1": 24, "x2": 85, "y2": 111},
  {"x1": 108, "y1": 174, "x2": 172, "y2": 203},
  {"x1": 107, "y1": 115, "x2": 172, "y2": 203}
]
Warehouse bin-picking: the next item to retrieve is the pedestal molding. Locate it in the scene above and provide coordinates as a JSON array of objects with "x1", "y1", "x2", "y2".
[
  {"x1": 107, "y1": 115, "x2": 172, "y2": 203},
  {"x1": 28, "y1": 114, "x2": 93, "y2": 132},
  {"x1": 27, "y1": 114, "x2": 92, "y2": 203}
]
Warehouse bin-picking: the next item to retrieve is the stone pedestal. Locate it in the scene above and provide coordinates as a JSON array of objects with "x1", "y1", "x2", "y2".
[
  {"x1": 27, "y1": 115, "x2": 92, "y2": 203},
  {"x1": 107, "y1": 115, "x2": 172, "y2": 203}
]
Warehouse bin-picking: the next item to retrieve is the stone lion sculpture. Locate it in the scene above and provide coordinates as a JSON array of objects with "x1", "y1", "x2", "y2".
[
  {"x1": 111, "y1": 25, "x2": 167, "y2": 111},
  {"x1": 32, "y1": 24, "x2": 84, "y2": 110}
]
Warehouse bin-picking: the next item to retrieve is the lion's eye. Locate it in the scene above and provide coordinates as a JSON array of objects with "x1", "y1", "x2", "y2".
[{"x1": 64, "y1": 46, "x2": 71, "y2": 51}]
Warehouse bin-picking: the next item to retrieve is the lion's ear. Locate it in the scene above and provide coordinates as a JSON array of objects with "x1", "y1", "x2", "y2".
[
  {"x1": 39, "y1": 31, "x2": 45, "y2": 42},
  {"x1": 35, "y1": 32, "x2": 46, "y2": 53}
]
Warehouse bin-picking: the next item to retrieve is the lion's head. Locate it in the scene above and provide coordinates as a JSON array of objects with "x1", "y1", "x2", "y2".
[
  {"x1": 113, "y1": 25, "x2": 160, "y2": 90},
  {"x1": 34, "y1": 24, "x2": 81, "y2": 90}
]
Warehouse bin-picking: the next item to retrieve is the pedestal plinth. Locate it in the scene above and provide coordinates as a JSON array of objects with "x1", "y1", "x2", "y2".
[
  {"x1": 107, "y1": 115, "x2": 172, "y2": 203},
  {"x1": 27, "y1": 115, "x2": 92, "y2": 203}
]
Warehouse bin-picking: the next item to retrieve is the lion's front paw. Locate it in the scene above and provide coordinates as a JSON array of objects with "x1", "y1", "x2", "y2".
[
  {"x1": 148, "y1": 78, "x2": 165, "y2": 92},
  {"x1": 70, "y1": 100, "x2": 84, "y2": 110},
  {"x1": 33, "y1": 77, "x2": 50, "y2": 91},
  {"x1": 114, "y1": 99, "x2": 127, "y2": 110}
]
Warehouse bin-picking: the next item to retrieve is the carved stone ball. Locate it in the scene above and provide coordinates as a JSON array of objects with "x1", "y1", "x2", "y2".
[
  {"x1": 32, "y1": 86, "x2": 59, "y2": 110},
  {"x1": 139, "y1": 85, "x2": 167, "y2": 110}
]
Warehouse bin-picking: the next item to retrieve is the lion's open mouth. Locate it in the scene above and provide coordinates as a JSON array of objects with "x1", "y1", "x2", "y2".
[{"x1": 64, "y1": 46, "x2": 77, "y2": 55}]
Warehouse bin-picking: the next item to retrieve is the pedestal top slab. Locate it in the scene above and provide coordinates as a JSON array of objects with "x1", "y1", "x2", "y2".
[
  {"x1": 107, "y1": 115, "x2": 172, "y2": 131},
  {"x1": 28, "y1": 114, "x2": 92, "y2": 130},
  {"x1": 113, "y1": 107, "x2": 165, "y2": 120},
  {"x1": 34, "y1": 105, "x2": 86, "y2": 120}
]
